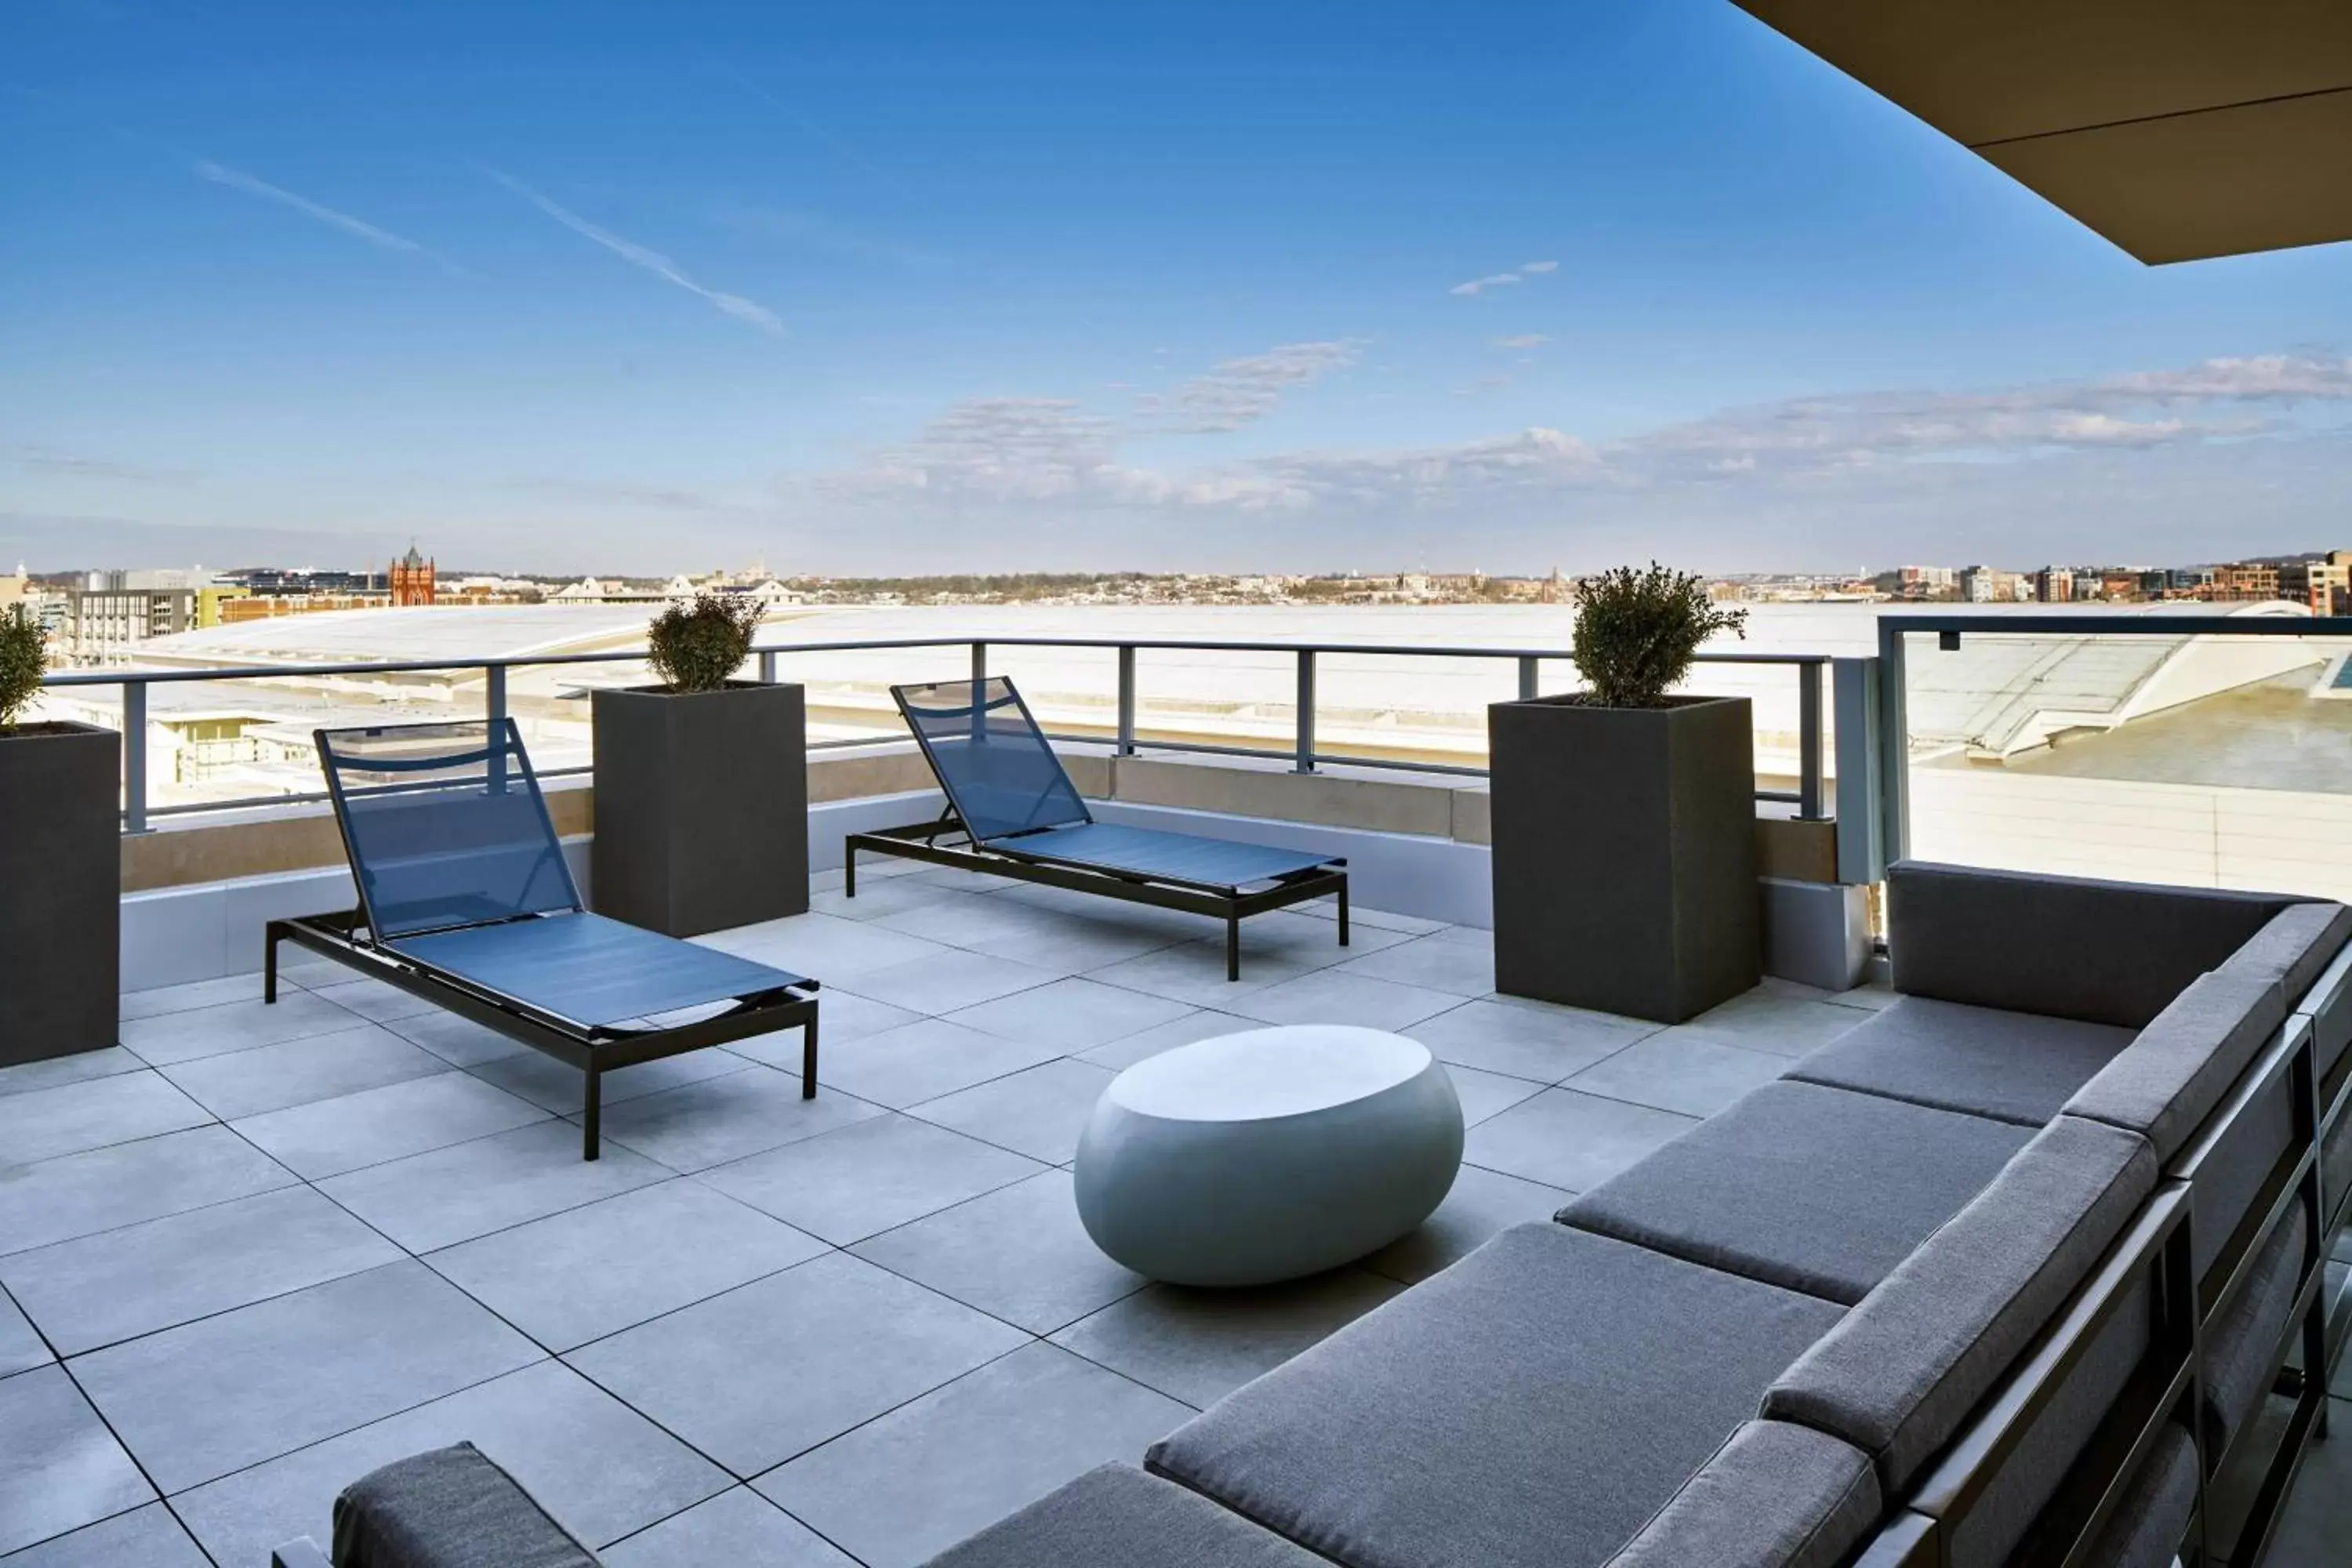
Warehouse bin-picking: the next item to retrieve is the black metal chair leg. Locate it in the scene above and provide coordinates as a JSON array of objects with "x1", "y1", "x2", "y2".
[
  {"x1": 1338, "y1": 883, "x2": 1350, "y2": 947},
  {"x1": 844, "y1": 844, "x2": 857, "y2": 898},
  {"x1": 1227, "y1": 916, "x2": 1241, "y2": 982},
  {"x1": 583, "y1": 1069, "x2": 601, "y2": 1161},
  {"x1": 264, "y1": 922, "x2": 283, "y2": 1004},
  {"x1": 801, "y1": 1014, "x2": 818, "y2": 1099}
]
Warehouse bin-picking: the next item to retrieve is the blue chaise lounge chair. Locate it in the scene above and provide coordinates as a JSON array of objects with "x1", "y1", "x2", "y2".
[
  {"x1": 264, "y1": 720, "x2": 818, "y2": 1160},
  {"x1": 847, "y1": 677, "x2": 1348, "y2": 978}
]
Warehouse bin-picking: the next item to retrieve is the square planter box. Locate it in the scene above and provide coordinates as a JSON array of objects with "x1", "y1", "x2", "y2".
[
  {"x1": 1487, "y1": 694, "x2": 1759, "y2": 1024},
  {"x1": 591, "y1": 682, "x2": 809, "y2": 938},
  {"x1": 0, "y1": 723, "x2": 121, "y2": 1065}
]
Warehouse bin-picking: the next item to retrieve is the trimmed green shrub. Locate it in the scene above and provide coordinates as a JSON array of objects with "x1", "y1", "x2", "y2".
[
  {"x1": 0, "y1": 605, "x2": 45, "y2": 731},
  {"x1": 1570, "y1": 563, "x2": 1748, "y2": 710},
  {"x1": 647, "y1": 593, "x2": 764, "y2": 694}
]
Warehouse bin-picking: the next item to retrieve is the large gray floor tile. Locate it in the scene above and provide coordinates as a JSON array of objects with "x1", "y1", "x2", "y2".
[
  {"x1": 698, "y1": 1114, "x2": 1042, "y2": 1246},
  {"x1": 1671, "y1": 985, "x2": 1869, "y2": 1058},
  {"x1": 0, "y1": 1048, "x2": 145, "y2": 1101},
  {"x1": 118, "y1": 991, "x2": 361, "y2": 1066},
  {"x1": 468, "y1": 1046, "x2": 753, "y2": 1115},
  {"x1": 427, "y1": 1179, "x2": 827, "y2": 1351},
  {"x1": 818, "y1": 1017, "x2": 1066, "y2": 1110},
  {"x1": 1563, "y1": 1029, "x2": 1788, "y2": 1118},
  {"x1": 0, "y1": 1124, "x2": 296, "y2": 1256},
  {"x1": 318, "y1": 1119, "x2": 673, "y2": 1254},
  {"x1": 173, "y1": 1359, "x2": 729, "y2": 1566},
  {"x1": 1080, "y1": 939, "x2": 1331, "y2": 1006},
  {"x1": 1362, "y1": 1163, "x2": 1573, "y2": 1284},
  {"x1": 1445, "y1": 1062, "x2": 1548, "y2": 1126},
  {"x1": 726, "y1": 993, "x2": 922, "y2": 1076},
  {"x1": 158, "y1": 1023, "x2": 445, "y2": 1120},
  {"x1": 695, "y1": 911, "x2": 953, "y2": 982},
  {"x1": 811, "y1": 873, "x2": 981, "y2": 921},
  {"x1": 1406, "y1": 996, "x2": 1655, "y2": 1083},
  {"x1": 306, "y1": 975, "x2": 443, "y2": 1024},
  {"x1": 1228, "y1": 967, "x2": 1463, "y2": 1030},
  {"x1": 1076, "y1": 1009, "x2": 1255, "y2": 1071},
  {"x1": 118, "y1": 971, "x2": 278, "y2": 1022},
  {"x1": 853, "y1": 1169, "x2": 1145, "y2": 1334},
  {"x1": 1051, "y1": 1268, "x2": 1404, "y2": 1409},
  {"x1": 848, "y1": 949, "x2": 1063, "y2": 1016},
  {"x1": 1330, "y1": 934, "x2": 1498, "y2": 996},
  {"x1": 1463, "y1": 1087, "x2": 1698, "y2": 1193},
  {"x1": 567, "y1": 1251, "x2": 1027, "y2": 1477},
  {"x1": 596, "y1": 1070, "x2": 884, "y2": 1172},
  {"x1": 2, "y1": 1185, "x2": 401, "y2": 1356},
  {"x1": 964, "y1": 918, "x2": 1193, "y2": 976},
  {"x1": 946, "y1": 977, "x2": 1196, "y2": 1054},
  {"x1": 758, "y1": 1341, "x2": 1192, "y2": 1568},
  {"x1": 383, "y1": 1009, "x2": 530, "y2": 1068},
  {"x1": 71, "y1": 1259, "x2": 542, "y2": 1494},
  {"x1": 0, "y1": 1073, "x2": 212, "y2": 1169},
  {"x1": 230, "y1": 1071, "x2": 550, "y2": 1179},
  {"x1": 0, "y1": 1287, "x2": 49, "y2": 1377},
  {"x1": 0, "y1": 1503, "x2": 209, "y2": 1567},
  {"x1": 910, "y1": 1058, "x2": 1118, "y2": 1165},
  {"x1": 601, "y1": 1487, "x2": 856, "y2": 1568},
  {"x1": 0, "y1": 1367, "x2": 154, "y2": 1555},
  {"x1": 866, "y1": 889, "x2": 1070, "y2": 948}
]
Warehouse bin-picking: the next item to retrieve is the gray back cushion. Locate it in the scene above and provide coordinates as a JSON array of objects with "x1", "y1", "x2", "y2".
[
  {"x1": 1762, "y1": 1116, "x2": 2157, "y2": 1494},
  {"x1": 2201, "y1": 1209, "x2": 2309, "y2": 1453},
  {"x1": 2077, "y1": 1425, "x2": 2199, "y2": 1568},
  {"x1": 1887, "y1": 861, "x2": 2296, "y2": 1028},
  {"x1": 1602, "y1": 1420, "x2": 1881, "y2": 1568},
  {"x1": 2063, "y1": 967, "x2": 2286, "y2": 1164},
  {"x1": 2231, "y1": 902, "x2": 2352, "y2": 1008},
  {"x1": 331, "y1": 1443, "x2": 598, "y2": 1568},
  {"x1": 920, "y1": 1463, "x2": 1327, "y2": 1568}
]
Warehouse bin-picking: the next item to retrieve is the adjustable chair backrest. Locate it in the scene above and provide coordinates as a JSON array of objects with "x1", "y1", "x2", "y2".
[
  {"x1": 316, "y1": 719, "x2": 582, "y2": 939},
  {"x1": 892, "y1": 677, "x2": 1091, "y2": 843}
]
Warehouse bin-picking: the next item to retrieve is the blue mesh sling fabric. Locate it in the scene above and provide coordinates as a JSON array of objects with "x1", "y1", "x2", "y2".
[
  {"x1": 316, "y1": 720, "x2": 581, "y2": 938},
  {"x1": 893, "y1": 678, "x2": 1092, "y2": 843}
]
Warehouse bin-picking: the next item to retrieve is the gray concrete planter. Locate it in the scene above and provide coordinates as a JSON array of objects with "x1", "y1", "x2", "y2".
[
  {"x1": 0, "y1": 723, "x2": 121, "y2": 1064},
  {"x1": 1487, "y1": 694, "x2": 1760, "y2": 1023},
  {"x1": 591, "y1": 682, "x2": 809, "y2": 938}
]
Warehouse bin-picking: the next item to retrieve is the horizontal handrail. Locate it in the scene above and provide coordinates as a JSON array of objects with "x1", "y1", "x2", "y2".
[{"x1": 1880, "y1": 612, "x2": 2352, "y2": 637}]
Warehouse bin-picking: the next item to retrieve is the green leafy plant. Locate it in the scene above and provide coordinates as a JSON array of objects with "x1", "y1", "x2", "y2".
[
  {"x1": 647, "y1": 593, "x2": 764, "y2": 694},
  {"x1": 0, "y1": 605, "x2": 45, "y2": 731},
  {"x1": 1570, "y1": 563, "x2": 1748, "y2": 709}
]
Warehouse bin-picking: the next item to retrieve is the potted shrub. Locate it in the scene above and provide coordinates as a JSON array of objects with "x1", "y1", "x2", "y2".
[
  {"x1": 0, "y1": 606, "x2": 121, "y2": 1065},
  {"x1": 1487, "y1": 564, "x2": 1759, "y2": 1022},
  {"x1": 591, "y1": 593, "x2": 808, "y2": 937}
]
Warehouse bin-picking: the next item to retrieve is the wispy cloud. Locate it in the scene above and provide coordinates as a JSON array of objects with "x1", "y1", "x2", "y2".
[
  {"x1": 484, "y1": 169, "x2": 784, "y2": 336},
  {"x1": 195, "y1": 161, "x2": 459, "y2": 271},
  {"x1": 1522, "y1": 260, "x2": 1559, "y2": 274},
  {"x1": 1136, "y1": 340, "x2": 1359, "y2": 433},
  {"x1": 5, "y1": 444, "x2": 196, "y2": 484},
  {"x1": 1449, "y1": 272, "x2": 1519, "y2": 297},
  {"x1": 1492, "y1": 334, "x2": 1550, "y2": 350}
]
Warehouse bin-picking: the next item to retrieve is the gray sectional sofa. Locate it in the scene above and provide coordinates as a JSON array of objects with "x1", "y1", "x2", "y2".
[{"x1": 281, "y1": 862, "x2": 2351, "y2": 1568}]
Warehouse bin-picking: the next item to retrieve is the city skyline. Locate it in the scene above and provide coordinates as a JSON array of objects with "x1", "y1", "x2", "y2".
[{"x1": 5, "y1": 0, "x2": 2351, "y2": 575}]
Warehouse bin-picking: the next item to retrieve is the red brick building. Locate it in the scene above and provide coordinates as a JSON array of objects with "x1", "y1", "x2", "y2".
[{"x1": 390, "y1": 543, "x2": 437, "y2": 607}]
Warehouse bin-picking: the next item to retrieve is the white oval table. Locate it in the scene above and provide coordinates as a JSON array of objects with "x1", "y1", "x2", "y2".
[{"x1": 1073, "y1": 1024, "x2": 1465, "y2": 1287}]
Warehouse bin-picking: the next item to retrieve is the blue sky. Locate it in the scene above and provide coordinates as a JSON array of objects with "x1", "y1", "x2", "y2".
[{"x1": 5, "y1": 0, "x2": 2350, "y2": 575}]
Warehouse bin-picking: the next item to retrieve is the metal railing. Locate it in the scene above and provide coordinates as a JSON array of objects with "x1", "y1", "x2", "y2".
[
  {"x1": 42, "y1": 635, "x2": 1837, "y2": 834},
  {"x1": 1874, "y1": 611, "x2": 2352, "y2": 869}
]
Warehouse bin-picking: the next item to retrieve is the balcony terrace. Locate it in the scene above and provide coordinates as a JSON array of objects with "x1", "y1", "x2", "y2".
[{"x1": 4, "y1": 617, "x2": 2351, "y2": 1566}]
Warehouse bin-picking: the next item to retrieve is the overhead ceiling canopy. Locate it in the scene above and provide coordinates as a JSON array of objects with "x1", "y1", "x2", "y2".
[{"x1": 1731, "y1": 1, "x2": 2352, "y2": 263}]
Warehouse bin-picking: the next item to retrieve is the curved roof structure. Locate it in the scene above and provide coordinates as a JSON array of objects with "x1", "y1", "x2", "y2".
[{"x1": 129, "y1": 604, "x2": 659, "y2": 669}]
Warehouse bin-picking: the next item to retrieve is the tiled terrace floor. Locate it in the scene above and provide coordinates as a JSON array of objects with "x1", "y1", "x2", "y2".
[{"x1": 0, "y1": 858, "x2": 2343, "y2": 1565}]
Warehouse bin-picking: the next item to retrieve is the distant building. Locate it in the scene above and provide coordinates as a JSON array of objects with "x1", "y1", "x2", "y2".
[
  {"x1": 390, "y1": 544, "x2": 437, "y2": 607},
  {"x1": 2206, "y1": 562, "x2": 2281, "y2": 602},
  {"x1": 2034, "y1": 568, "x2": 2074, "y2": 603},
  {"x1": 64, "y1": 586, "x2": 197, "y2": 662},
  {"x1": 2278, "y1": 552, "x2": 2351, "y2": 615}
]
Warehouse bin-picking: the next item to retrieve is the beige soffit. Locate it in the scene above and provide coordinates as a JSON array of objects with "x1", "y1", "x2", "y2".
[{"x1": 1732, "y1": 1, "x2": 2352, "y2": 263}]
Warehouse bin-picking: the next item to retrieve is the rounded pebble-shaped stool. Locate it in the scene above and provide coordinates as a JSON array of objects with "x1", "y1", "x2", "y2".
[{"x1": 1073, "y1": 1024, "x2": 1464, "y2": 1287}]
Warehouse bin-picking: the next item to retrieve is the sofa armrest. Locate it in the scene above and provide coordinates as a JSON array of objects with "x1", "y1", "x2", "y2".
[
  {"x1": 272, "y1": 1541, "x2": 333, "y2": 1568},
  {"x1": 1887, "y1": 861, "x2": 2299, "y2": 1028}
]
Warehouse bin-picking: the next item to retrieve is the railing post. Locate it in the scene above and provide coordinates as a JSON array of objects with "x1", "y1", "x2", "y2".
[
  {"x1": 122, "y1": 679, "x2": 148, "y2": 834},
  {"x1": 485, "y1": 664, "x2": 509, "y2": 793},
  {"x1": 1875, "y1": 623, "x2": 1911, "y2": 866},
  {"x1": 1116, "y1": 645, "x2": 1138, "y2": 756},
  {"x1": 1833, "y1": 657, "x2": 1884, "y2": 885},
  {"x1": 1294, "y1": 649, "x2": 1316, "y2": 773},
  {"x1": 971, "y1": 641, "x2": 987, "y2": 691},
  {"x1": 759, "y1": 650, "x2": 779, "y2": 685},
  {"x1": 1797, "y1": 659, "x2": 1824, "y2": 821},
  {"x1": 1517, "y1": 655, "x2": 1540, "y2": 702}
]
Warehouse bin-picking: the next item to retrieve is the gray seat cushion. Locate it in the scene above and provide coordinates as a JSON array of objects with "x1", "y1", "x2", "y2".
[
  {"x1": 331, "y1": 1443, "x2": 597, "y2": 1568},
  {"x1": 1788, "y1": 996, "x2": 2135, "y2": 1127},
  {"x1": 1560, "y1": 1080, "x2": 2034, "y2": 1305},
  {"x1": 2078, "y1": 1425, "x2": 2199, "y2": 1568},
  {"x1": 1146, "y1": 1223, "x2": 1846, "y2": 1568},
  {"x1": 2201, "y1": 1208, "x2": 2308, "y2": 1454},
  {"x1": 2326, "y1": 1105, "x2": 2352, "y2": 1225},
  {"x1": 2063, "y1": 967, "x2": 2287, "y2": 1164},
  {"x1": 1886, "y1": 861, "x2": 2299, "y2": 1028},
  {"x1": 919, "y1": 1463, "x2": 1325, "y2": 1568},
  {"x1": 1762, "y1": 1115, "x2": 2158, "y2": 1495},
  {"x1": 1602, "y1": 1420, "x2": 1881, "y2": 1568}
]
